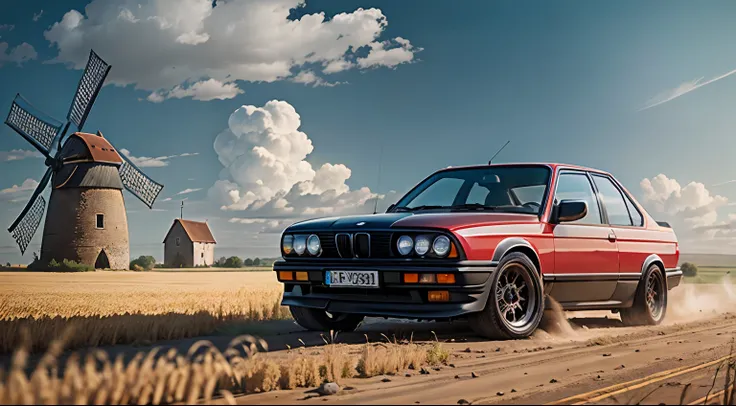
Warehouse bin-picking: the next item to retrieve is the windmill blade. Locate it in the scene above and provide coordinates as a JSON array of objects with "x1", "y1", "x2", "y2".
[
  {"x1": 67, "y1": 50, "x2": 111, "y2": 130},
  {"x1": 5, "y1": 94, "x2": 64, "y2": 158},
  {"x1": 8, "y1": 167, "x2": 52, "y2": 254},
  {"x1": 119, "y1": 154, "x2": 164, "y2": 209}
]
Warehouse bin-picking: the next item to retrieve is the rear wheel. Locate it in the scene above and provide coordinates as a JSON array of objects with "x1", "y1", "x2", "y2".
[
  {"x1": 469, "y1": 252, "x2": 544, "y2": 340},
  {"x1": 620, "y1": 264, "x2": 667, "y2": 326},
  {"x1": 290, "y1": 306, "x2": 364, "y2": 332}
]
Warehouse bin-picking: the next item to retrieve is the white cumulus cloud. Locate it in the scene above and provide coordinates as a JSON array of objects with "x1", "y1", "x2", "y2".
[
  {"x1": 147, "y1": 79, "x2": 243, "y2": 102},
  {"x1": 357, "y1": 36, "x2": 420, "y2": 69},
  {"x1": 208, "y1": 100, "x2": 394, "y2": 218},
  {"x1": 639, "y1": 174, "x2": 735, "y2": 252},
  {"x1": 43, "y1": 0, "x2": 420, "y2": 102},
  {"x1": 0, "y1": 42, "x2": 37, "y2": 66},
  {"x1": 291, "y1": 70, "x2": 344, "y2": 88},
  {"x1": 640, "y1": 174, "x2": 727, "y2": 227},
  {"x1": 0, "y1": 179, "x2": 39, "y2": 195},
  {"x1": 0, "y1": 179, "x2": 39, "y2": 203}
]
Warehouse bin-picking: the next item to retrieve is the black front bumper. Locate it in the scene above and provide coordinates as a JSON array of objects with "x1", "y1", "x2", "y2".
[{"x1": 274, "y1": 260, "x2": 495, "y2": 320}]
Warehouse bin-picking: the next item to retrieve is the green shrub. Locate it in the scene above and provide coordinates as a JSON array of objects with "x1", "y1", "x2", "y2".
[
  {"x1": 681, "y1": 262, "x2": 698, "y2": 277},
  {"x1": 129, "y1": 255, "x2": 157, "y2": 271},
  {"x1": 224, "y1": 256, "x2": 244, "y2": 268},
  {"x1": 27, "y1": 258, "x2": 94, "y2": 272}
]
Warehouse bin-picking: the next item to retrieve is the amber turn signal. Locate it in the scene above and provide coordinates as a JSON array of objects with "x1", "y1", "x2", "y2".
[
  {"x1": 428, "y1": 291, "x2": 450, "y2": 302},
  {"x1": 436, "y1": 273, "x2": 456, "y2": 284},
  {"x1": 296, "y1": 271, "x2": 309, "y2": 281},
  {"x1": 403, "y1": 273, "x2": 419, "y2": 283},
  {"x1": 278, "y1": 271, "x2": 294, "y2": 281},
  {"x1": 448, "y1": 243, "x2": 458, "y2": 259}
]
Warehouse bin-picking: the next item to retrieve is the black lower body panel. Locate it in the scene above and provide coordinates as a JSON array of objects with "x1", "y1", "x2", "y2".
[{"x1": 275, "y1": 261, "x2": 494, "y2": 320}]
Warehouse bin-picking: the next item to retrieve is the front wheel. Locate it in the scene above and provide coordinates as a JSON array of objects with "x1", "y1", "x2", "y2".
[
  {"x1": 469, "y1": 252, "x2": 544, "y2": 340},
  {"x1": 290, "y1": 306, "x2": 364, "y2": 332},
  {"x1": 620, "y1": 264, "x2": 667, "y2": 326}
]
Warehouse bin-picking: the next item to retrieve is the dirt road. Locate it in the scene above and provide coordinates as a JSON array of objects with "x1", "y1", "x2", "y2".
[{"x1": 226, "y1": 283, "x2": 736, "y2": 405}]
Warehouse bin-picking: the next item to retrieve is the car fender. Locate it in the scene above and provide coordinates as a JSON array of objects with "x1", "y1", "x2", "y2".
[
  {"x1": 640, "y1": 253, "x2": 667, "y2": 289},
  {"x1": 491, "y1": 237, "x2": 542, "y2": 276}
]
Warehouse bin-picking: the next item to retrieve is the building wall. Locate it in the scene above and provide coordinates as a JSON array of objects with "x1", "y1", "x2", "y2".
[
  {"x1": 163, "y1": 223, "x2": 193, "y2": 268},
  {"x1": 193, "y1": 242, "x2": 215, "y2": 267},
  {"x1": 41, "y1": 187, "x2": 129, "y2": 270}
]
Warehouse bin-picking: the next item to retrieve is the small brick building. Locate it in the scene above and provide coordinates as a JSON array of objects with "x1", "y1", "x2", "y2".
[{"x1": 162, "y1": 219, "x2": 216, "y2": 268}]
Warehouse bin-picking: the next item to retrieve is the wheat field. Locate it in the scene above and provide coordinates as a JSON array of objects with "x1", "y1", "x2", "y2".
[{"x1": 0, "y1": 271, "x2": 290, "y2": 353}]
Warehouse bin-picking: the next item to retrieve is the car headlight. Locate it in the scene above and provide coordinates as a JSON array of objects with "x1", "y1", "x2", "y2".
[
  {"x1": 307, "y1": 234, "x2": 321, "y2": 256},
  {"x1": 432, "y1": 235, "x2": 451, "y2": 257},
  {"x1": 282, "y1": 234, "x2": 294, "y2": 255},
  {"x1": 397, "y1": 235, "x2": 414, "y2": 256},
  {"x1": 415, "y1": 235, "x2": 431, "y2": 256},
  {"x1": 294, "y1": 235, "x2": 307, "y2": 255}
]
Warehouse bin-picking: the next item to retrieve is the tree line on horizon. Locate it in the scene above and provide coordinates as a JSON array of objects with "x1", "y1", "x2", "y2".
[{"x1": 128, "y1": 255, "x2": 278, "y2": 271}]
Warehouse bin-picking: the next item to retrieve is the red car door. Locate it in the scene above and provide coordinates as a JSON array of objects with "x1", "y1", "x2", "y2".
[{"x1": 549, "y1": 171, "x2": 620, "y2": 304}]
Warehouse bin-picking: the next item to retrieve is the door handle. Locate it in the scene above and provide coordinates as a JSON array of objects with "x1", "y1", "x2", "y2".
[{"x1": 608, "y1": 231, "x2": 617, "y2": 242}]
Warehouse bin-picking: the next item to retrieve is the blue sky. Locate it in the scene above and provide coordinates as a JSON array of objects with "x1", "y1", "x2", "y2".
[{"x1": 1, "y1": 0, "x2": 736, "y2": 263}]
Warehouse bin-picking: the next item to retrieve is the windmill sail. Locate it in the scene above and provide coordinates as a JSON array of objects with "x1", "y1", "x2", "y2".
[
  {"x1": 5, "y1": 94, "x2": 64, "y2": 157},
  {"x1": 8, "y1": 167, "x2": 52, "y2": 254},
  {"x1": 67, "y1": 50, "x2": 111, "y2": 130},
  {"x1": 119, "y1": 153, "x2": 164, "y2": 208}
]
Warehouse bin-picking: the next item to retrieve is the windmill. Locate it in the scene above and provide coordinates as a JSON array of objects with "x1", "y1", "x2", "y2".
[{"x1": 4, "y1": 50, "x2": 164, "y2": 269}]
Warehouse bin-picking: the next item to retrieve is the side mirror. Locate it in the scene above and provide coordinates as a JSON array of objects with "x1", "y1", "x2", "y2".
[{"x1": 554, "y1": 200, "x2": 588, "y2": 223}]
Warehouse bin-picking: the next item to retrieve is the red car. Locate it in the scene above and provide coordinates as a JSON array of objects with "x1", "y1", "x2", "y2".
[{"x1": 274, "y1": 163, "x2": 682, "y2": 339}]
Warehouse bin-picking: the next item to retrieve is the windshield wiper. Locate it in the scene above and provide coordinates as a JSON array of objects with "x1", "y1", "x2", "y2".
[
  {"x1": 449, "y1": 203, "x2": 500, "y2": 211},
  {"x1": 393, "y1": 205, "x2": 448, "y2": 212}
]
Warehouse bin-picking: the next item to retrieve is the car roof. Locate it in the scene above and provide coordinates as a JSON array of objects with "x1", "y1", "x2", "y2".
[{"x1": 436, "y1": 162, "x2": 612, "y2": 176}]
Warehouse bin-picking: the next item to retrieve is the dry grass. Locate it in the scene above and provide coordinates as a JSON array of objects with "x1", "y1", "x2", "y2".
[
  {"x1": 0, "y1": 271, "x2": 290, "y2": 353},
  {"x1": 0, "y1": 332, "x2": 447, "y2": 404}
]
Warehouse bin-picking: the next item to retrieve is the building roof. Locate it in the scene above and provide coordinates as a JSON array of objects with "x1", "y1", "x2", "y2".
[
  {"x1": 163, "y1": 219, "x2": 217, "y2": 244},
  {"x1": 61, "y1": 132, "x2": 123, "y2": 165}
]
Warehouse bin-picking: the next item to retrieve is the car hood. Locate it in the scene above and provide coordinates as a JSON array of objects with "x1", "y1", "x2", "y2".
[{"x1": 285, "y1": 212, "x2": 540, "y2": 233}]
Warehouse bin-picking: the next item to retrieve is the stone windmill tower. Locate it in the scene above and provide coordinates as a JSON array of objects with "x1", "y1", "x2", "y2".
[{"x1": 4, "y1": 50, "x2": 164, "y2": 269}]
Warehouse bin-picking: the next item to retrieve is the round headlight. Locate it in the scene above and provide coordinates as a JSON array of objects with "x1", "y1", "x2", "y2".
[
  {"x1": 432, "y1": 235, "x2": 451, "y2": 257},
  {"x1": 294, "y1": 235, "x2": 307, "y2": 255},
  {"x1": 282, "y1": 234, "x2": 294, "y2": 255},
  {"x1": 415, "y1": 235, "x2": 431, "y2": 256},
  {"x1": 307, "y1": 234, "x2": 321, "y2": 256},
  {"x1": 397, "y1": 235, "x2": 414, "y2": 256}
]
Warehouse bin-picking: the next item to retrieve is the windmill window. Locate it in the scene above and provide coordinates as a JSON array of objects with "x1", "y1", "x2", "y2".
[
  {"x1": 96, "y1": 214, "x2": 104, "y2": 229},
  {"x1": 201, "y1": 253, "x2": 204, "y2": 258},
  {"x1": 176, "y1": 237, "x2": 180, "y2": 246}
]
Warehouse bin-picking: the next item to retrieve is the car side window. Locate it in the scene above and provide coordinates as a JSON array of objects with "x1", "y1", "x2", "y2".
[
  {"x1": 592, "y1": 175, "x2": 633, "y2": 226},
  {"x1": 554, "y1": 173, "x2": 602, "y2": 225},
  {"x1": 623, "y1": 192, "x2": 644, "y2": 226},
  {"x1": 406, "y1": 177, "x2": 465, "y2": 208}
]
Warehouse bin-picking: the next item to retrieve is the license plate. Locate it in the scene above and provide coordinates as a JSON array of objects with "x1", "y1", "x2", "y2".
[{"x1": 325, "y1": 270, "x2": 379, "y2": 288}]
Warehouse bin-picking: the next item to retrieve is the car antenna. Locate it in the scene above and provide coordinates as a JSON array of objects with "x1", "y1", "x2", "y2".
[
  {"x1": 373, "y1": 144, "x2": 384, "y2": 214},
  {"x1": 488, "y1": 140, "x2": 510, "y2": 165}
]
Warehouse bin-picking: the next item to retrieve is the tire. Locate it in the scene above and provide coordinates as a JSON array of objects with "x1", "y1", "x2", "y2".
[
  {"x1": 469, "y1": 252, "x2": 545, "y2": 340},
  {"x1": 620, "y1": 264, "x2": 667, "y2": 327},
  {"x1": 289, "y1": 306, "x2": 364, "y2": 332}
]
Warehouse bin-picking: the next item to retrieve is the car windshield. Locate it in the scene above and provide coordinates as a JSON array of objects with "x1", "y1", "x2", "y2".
[{"x1": 393, "y1": 165, "x2": 551, "y2": 215}]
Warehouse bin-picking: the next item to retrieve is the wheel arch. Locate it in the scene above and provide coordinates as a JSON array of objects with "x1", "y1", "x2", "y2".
[
  {"x1": 641, "y1": 253, "x2": 667, "y2": 288},
  {"x1": 491, "y1": 237, "x2": 542, "y2": 275}
]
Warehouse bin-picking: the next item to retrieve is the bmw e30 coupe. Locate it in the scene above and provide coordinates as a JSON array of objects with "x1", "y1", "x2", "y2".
[{"x1": 274, "y1": 163, "x2": 682, "y2": 339}]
